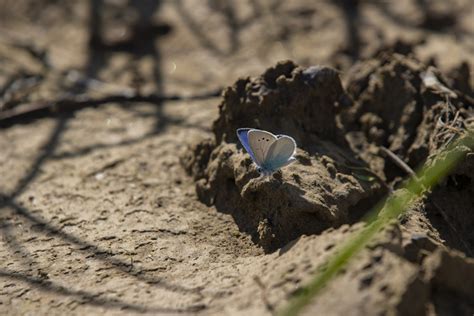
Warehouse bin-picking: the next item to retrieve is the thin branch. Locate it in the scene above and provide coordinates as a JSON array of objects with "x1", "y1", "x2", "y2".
[{"x1": 379, "y1": 146, "x2": 418, "y2": 179}]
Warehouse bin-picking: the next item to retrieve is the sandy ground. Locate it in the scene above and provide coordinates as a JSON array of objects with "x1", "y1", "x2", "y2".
[{"x1": 0, "y1": 1, "x2": 473, "y2": 315}]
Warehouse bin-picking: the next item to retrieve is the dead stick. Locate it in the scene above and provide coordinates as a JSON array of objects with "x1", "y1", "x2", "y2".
[{"x1": 379, "y1": 147, "x2": 419, "y2": 179}]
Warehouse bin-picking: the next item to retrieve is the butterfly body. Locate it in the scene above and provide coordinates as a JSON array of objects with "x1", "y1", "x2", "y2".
[{"x1": 236, "y1": 128, "x2": 297, "y2": 177}]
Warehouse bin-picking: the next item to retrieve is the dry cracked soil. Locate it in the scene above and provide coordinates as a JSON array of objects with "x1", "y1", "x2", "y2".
[{"x1": 0, "y1": 1, "x2": 473, "y2": 315}]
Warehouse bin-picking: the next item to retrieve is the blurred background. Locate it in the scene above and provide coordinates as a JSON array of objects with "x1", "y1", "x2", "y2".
[{"x1": 0, "y1": 0, "x2": 472, "y2": 119}]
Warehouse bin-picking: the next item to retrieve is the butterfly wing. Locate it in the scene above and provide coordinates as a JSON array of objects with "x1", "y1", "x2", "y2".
[
  {"x1": 263, "y1": 135, "x2": 297, "y2": 171},
  {"x1": 236, "y1": 128, "x2": 258, "y2": 163},
  {"x1": 247, "y1": 129, "x2": 278, "y2": 166}
]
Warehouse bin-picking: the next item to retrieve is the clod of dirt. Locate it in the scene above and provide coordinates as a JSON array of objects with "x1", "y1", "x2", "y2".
[
  {"x1": 344, "y1": 53, "x2": 472, "y2": 173},
  {"x1": 183, "y1": 61, "x2": 384, "y2": 252},
  {"x1": 342, "y1": 52, "x2": 474, "y2": 256},
  {"x1": 423, "y1": 249, "x2": 474, "y2": 314},
  {"x1": 212, "y1": 60, "x2": 349, "y2": 148}
]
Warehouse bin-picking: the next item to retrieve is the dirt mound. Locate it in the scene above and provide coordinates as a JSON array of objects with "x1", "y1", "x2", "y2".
[
  {"x1": 343, "y1": 53, "x2": 473, "y2": 172},
  {"x1": 212, "y1": 60, "x2": 348, "y2": 147},
  {"x1": 342, "y1": 53, "x2": 474, "y2": 255},
  {"x1": 183, "y1": 61, "x2": 385, "y2": 251},
  {"x1": 183, "y1": 53, "x2": 474, "y2": 258}
]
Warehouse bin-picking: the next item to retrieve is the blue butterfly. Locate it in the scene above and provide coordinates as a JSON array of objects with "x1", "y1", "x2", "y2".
[{"x1": 236, "y1": 128, "x2": 297, "y2": 177}]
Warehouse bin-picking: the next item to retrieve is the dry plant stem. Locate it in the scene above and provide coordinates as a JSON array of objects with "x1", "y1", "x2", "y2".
[{"x1": 379, "y1": 146, "x2": 418, "y2": 179}]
